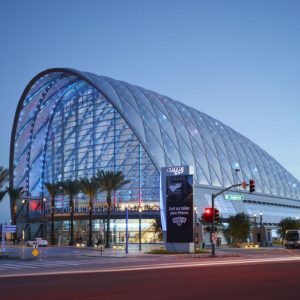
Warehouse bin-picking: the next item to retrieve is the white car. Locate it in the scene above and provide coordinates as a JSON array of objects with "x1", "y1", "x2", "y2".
[{"x1": 27, "y1": 238, "x2": 48, "y2": 247}]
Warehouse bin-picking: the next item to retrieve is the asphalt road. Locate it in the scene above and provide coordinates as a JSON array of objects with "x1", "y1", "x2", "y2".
[{"x1": 1, "y1": 260, "x2": 299, "y2": 300}]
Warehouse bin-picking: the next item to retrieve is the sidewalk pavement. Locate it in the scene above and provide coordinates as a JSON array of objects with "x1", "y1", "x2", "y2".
[{"x1": 0, "y1": 243, "x2": 295, "y2": 261}]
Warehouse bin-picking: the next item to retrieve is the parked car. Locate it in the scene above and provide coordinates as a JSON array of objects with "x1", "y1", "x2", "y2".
[{"x1": 27, "y1": 238, "x2": 48, "y2": 247}]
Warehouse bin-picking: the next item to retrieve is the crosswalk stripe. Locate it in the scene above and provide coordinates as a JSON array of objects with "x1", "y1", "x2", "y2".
[
  {"x1": 0, "y1": 266, "x2": 20, "y2": 269},
  {"x1": 0, "y1": 264, "x2": 39, "y2": 269},
  {"x1": 31, "y1": 263, "x2": 79, "y2": 267},
  {"x1": 31, "y1": 261, "x2": 79, "y2": 266},
  {"x1": 0, "y1": 261, "x2": 81, "y2": 270}
]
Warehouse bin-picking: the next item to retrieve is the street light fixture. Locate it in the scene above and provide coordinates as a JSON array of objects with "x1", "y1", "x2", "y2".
[
  {"x1": 43, "y1": 197, "x2": 47, "y2": 239},
  {"x1": 234, "y1": 168, "x2": 240, "y2": 188},
  {"x1": 21, "y1": 199, "x2": 26, "y2": 241},
  {"x1": 194, "y1": 206, "x2": 198, "y2": 252},
  {"x1": 253, "y1": 213, "x2": 257, "y2": 226},
  {"x1": 138, "y1": 206, "x2": 142, "y2": 251},
  {"x1": 125, "y1": 203, "x2": 129, "y2": 254},
  {"x1": 259, "y1": 211, "x2": 263, "y2": 247}
]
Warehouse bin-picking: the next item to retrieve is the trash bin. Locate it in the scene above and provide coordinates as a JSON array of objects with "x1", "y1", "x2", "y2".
[{"x1": 217, "y1": 237, "x2": 221, "y2": 246}]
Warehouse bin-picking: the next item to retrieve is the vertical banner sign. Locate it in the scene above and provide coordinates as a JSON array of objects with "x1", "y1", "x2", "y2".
[{"x1": 166, "y1": 169, "x2": 194, "y2": 243}]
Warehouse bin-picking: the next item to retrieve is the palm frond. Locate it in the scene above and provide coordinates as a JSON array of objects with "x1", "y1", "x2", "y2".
[
  {"x1": 0, "y1": 190, "x2": 6, "y2": 201},
  {"x1": 97, "y1": 170, "x2": 130, "y2": 195},
  {"x1": 59, "y1": 179, "x2": 81, "y2": 196},
  {"x1": 80, "y1": 177, "x2": 99, "y2": 198},
  {"x1": 0, "y1": 167, "x2": 9, "y2": 188},
  {"x1": 44, "y1": 182, "x2": 60, "y2": 198},
  {"x1": 6, "y1": 186, "x2": 26, "y2": 200}
]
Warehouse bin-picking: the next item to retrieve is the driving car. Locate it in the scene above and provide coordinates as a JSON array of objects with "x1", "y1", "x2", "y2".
[{"x1": 27, "y1": 238, "x2": 48, "y2": 247}]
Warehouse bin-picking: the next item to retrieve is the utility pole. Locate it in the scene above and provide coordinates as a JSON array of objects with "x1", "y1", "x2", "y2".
[{"x1": 211, "y1": 182, "x2": 245, "y2": 257}]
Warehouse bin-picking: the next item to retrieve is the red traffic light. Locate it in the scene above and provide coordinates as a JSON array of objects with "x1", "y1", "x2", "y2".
[
  {"x1": 205, "y1": 208, "x2": 212, "y2": 215},
  {"x1": 249, "y1": 179, "x2": 255, "y2": 193},
  {"x1": 203, "y1": 208, "x2": 213, "y2": 223},
  {"x1": 241, "y1": 181, "x2": 247, "y2": 189}
]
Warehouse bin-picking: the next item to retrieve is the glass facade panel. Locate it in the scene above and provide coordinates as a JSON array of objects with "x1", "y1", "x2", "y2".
[{"x1": 11, "y1": 69, "x2": 300, "y2": 230}]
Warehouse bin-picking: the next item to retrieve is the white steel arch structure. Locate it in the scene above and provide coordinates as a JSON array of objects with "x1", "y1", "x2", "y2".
[{"x1": 10, "y1": 68, "x2": 300, "y2": 222}]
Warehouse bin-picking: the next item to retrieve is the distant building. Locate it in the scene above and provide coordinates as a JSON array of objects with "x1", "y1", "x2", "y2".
[{"x1": 10, "y1": 68, "x2": 300, "y2": 244}]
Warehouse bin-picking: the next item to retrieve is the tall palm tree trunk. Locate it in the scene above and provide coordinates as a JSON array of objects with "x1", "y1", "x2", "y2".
[
  {"x1": 70, "y1": 197, "x2": 74, "y2": 246},
  {"x1": 105, "y1": 204, "x2": 111, "y2": 248},
  {"x1": 13, "y1": 201, "x2": 17, "y2": 243},
  {"x1": 44, "y1": 182, "x2": 59, "y2": 246},
  {"x1": 51, "y1": 204, "x2": 55, "y2": 245},
  {"x1": 88, "y1": 196, "x2": 93, "y2": 247},
  {"x1": 96, "y1": 171, "x2": 130, "y2": 248}
]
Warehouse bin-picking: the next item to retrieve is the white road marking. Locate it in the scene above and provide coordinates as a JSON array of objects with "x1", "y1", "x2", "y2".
[
  {"x1": 0, "y1": 256, "x2": 300, "y2": 278},
  {"x1": 0, "y1": 265, "x2": 23, "y2": 270},
  {"x1": 0, "y1": 260, "x2": 81, "y2": 270}
]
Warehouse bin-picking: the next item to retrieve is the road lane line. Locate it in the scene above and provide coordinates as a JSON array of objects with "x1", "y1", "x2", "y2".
[
  {"x1": 1, "y1": 256, "x2": 300, "y2": 278},
  {"x1": 0, "y1": 261, "x2": 81, "y2": 270}
]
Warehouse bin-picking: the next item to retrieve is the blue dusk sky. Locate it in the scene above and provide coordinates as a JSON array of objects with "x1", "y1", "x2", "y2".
[{"x1": 0, "y1": 0, "x2": 300, "y2": 221}]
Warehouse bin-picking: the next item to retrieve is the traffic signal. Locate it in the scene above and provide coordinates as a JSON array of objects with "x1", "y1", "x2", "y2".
[
  {"x1": 203, "y1": 208, "x2": 213, "y2": 223},
  {"x1": 241, "y1": 181, "x2": 247, "y2": 189},
  {"x1": 214, "y1": 208, "x2": 220, "y2": 222},
  {"x1": 249, "y1": 179, "x2": 255, "y2": 193}
]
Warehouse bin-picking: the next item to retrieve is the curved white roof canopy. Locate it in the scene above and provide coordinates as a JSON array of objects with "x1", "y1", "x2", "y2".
[{"x1": 10, "y1": 68, "x2": 300, "y2": 200}]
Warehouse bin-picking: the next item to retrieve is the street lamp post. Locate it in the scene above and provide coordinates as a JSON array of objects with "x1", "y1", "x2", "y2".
[
  {"x1": 125, "y1": 203, "x2": 129, "y2": 254},
  {"x1": 21, "y1": 199, "x2": 26, "y2": 241},
  {"x1": 234, "y1": 169, "x2": 240, "y2": 189},
  {"x1": 259, "y1": 211, "x2": 263, "y2": 247},
  {"x1": 43, "y1": 198, "x2": 47, "y2": 239},
  {"x1": 138, "y1": 206, "x2": 142, "y2": 251},
  {"x1": 194, "y1": 206, "x2": 198, "y2": 252},
  {"x1": 211, "y1": 194, "x2": 216, "y2": 256},
  {"x1": 210, "y1": 182, "x2": 243, "y2": 257}
]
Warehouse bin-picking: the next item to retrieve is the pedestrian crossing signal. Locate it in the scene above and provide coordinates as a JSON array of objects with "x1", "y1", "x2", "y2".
[{"x1": 241, "y1": 181, "x2": 247, "y2": 189}]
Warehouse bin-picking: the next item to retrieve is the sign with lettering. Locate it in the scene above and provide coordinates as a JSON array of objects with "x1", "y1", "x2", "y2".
[
  {"x1": 3, "y1": 225, "x2": 16, "y2": 233},
  {"x1": 224, "y1": 194, "x2": 245, "y2": 201},
  {"x1": 166, "y1": 167, "x2": 185, "y2": 176},
  {"x1": 166, "y1": 174, "x2": 194, "y2": 243}
]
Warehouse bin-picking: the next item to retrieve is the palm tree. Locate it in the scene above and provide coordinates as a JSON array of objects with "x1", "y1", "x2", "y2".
[
  {"x1": 80, "y1": 177, "x2": 100, "y2": 247},
  {"x1": 44, "y1": 182, "x2": 60, "y2": 245},
  {"x1": 0, "y1": 167, "x2": 8, "y2": 201},
  {"x1": 6, "y1": 186, "x2": 26, "y2": 243},
  {"x1": 0, "y1": 191, "x2": 6, "y2": 201},
  {"x1": 0, "y1": 167, "x2": 8, "y2": 186},
  {"x1": 97, "y1": 170, "x2": 130, "y2": 248},
  {"x1": 152, "y1": 216, "x2": 163, "y2": 241},
  {"x1": 59, "y1": 180, "x2": 81, "y2": 246}
]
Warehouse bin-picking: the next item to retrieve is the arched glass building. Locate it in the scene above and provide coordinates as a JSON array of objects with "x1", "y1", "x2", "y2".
[{"x1": 10, "y1": 68, "x2": 300, "y2": 244}]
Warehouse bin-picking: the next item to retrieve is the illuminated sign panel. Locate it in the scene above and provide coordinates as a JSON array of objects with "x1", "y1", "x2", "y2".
[
  {"x1": 224, "y1": 194, "x2": 245, "y2": 201},
  {"x1": 166, "y1": 174, "x2": 194, "y2": 243}
]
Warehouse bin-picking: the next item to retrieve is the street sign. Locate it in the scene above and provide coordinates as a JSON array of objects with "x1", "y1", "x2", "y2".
[
  {"x1": 3, "y1": 225, "x2": 16, "y2": 233},
  {"x1": 224, "y1": 194, "x2": 244, "y2": 201},
  {"x1": 32, "y1": 248, "x2": 39, "y2": 257},
  {"x1": 212, "y1": 232, "x2": 218, "y2": 244}
]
